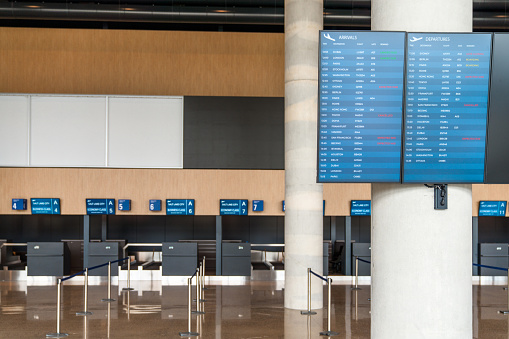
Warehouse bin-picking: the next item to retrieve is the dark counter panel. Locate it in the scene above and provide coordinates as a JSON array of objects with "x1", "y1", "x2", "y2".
[{"x1": 184, "y1": 96, "x2": 284, "y2": 169}]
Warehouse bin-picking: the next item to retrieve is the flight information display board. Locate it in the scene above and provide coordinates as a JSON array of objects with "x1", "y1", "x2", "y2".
[
  {"x1": 31, "y1": 198, "x2": 61, "y2": 215},
  {"x1": 479, "y1": 201, "x2": 507, "y2": 217},
  {"x1": 317, "y1": 31, "x2": 405, "y2": 183},
  {"x1": 403, "y1": 33, "x2": 492, "y2": 183}
]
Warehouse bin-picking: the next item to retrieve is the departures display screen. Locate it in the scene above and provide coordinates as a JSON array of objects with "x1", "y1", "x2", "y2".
[
  {"x1": 317, "y1": 31, "x2": 405, "y2": 183},
  {"x1": 403, "y1": 33, "x2": 492, "y2": 183}
]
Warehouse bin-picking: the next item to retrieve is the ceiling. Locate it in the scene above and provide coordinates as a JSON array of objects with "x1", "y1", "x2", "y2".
[{"x1": 0, "y1": 0, "x2": 508, "y2": 32}]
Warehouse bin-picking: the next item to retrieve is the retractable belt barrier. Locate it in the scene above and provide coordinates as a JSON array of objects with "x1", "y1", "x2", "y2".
[
  {"x1": 352, "y1": 256, "x2": 371, "y2": 291},
  {"x1": 301, "y1": 268, "x2": 339, "y2": 337},
  {"x1": 46, "y1": 257, "x2": 129, "y2": 338},
  {"x1": 179, "y1": 264, "x2": 201, "y2": 337}
]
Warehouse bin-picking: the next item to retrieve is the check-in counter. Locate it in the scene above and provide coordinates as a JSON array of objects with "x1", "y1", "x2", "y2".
[
  {"x1": 162, "y1": 242, "x2": 197, "y2": 276},
  {"x1": 352, "y1": 243, "x2": 371, "y2": 276},
  {"x1": 87, "y1": 242, "x2": 119, "y2": 276},
  {"x1": 27, "y1": 242, "x2": 70, "y2": 276},
  {"x1": 222, "y1": 243, "x2": 251, "y2": 276},
  {"x1": 480, "y1": 243, "x2": 508, "y2": 276}
]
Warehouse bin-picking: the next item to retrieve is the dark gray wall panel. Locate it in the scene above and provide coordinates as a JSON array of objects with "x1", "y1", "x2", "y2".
[
  {"x1": 222, "y1": 215, "x2": 250, "y2": 241},
  {"x1": 192, "y1": 216, "x2": 216, "y2": 240},
  {"x1": 486, "y1": 33, "x2": 509, "y2": 183},
  {"x1": 165, "y1": 216, "x2": 194, "y2": 241},
  {"x1": 478, "y1": 216, "x2": 509, "y2": 243},
  {"x1": 0, "y1": 215, "x2": 82, "y2": 242},
  {"x1": 184, "y1": 96, "x2": 284, "y2": 169}
]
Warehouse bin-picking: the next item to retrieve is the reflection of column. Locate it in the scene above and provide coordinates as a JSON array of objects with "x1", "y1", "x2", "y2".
[
  {"x1": 107, "y1": 302, "x2": 111, "y2": 338},
  {"x1": 215, "y1": 285, "x2": 222, "y2": 339},
  {"x1": 284, "y1": 308, "x2": 324, "y2": 338},
  {"x1": 284, "y1": 0, "x2": 324, "y2": 311},
  {"x1": 344, "y1": 285, "x2": 351, "y2": 337}
]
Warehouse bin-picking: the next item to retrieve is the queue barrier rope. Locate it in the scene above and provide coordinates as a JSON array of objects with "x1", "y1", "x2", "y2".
[
  {"x1": 357, "y1": 258, "x2": 371, "y2": 264},
  {"x1": 310, "y1": 269, "x2": 327, "y2": 282},
  {"x1": 47, "y1": 257, "x2": 129, "y2": 338},
  {"x1": 473, "y1": 263, "x2": 508, "y2": 271},
  {"x1": 301, "y1": 268, "x2": 339, "y2": 337}
]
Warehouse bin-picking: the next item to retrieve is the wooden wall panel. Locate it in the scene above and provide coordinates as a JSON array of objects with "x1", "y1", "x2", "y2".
[
  {"x1": 472, "y1": 184, "x2": 509, "y2": 216},
  {"x1": 0, "y1": 28, "x2": 284, "y2": 97},
  {"x1": 0, "y1": 168, "x2": 370, "y2": 216}
]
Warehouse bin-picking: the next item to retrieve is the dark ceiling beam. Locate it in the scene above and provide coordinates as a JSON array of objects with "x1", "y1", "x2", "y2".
[{"x1": 0, "y1": 0, "x2": 508, "y2": 29}]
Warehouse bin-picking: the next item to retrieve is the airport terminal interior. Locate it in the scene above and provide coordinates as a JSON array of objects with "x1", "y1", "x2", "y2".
[{"x1": 3, "y1": 0, "x2": 509, "y2": 338}]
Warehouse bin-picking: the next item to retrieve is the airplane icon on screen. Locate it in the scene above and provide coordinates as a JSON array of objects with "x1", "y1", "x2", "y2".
[
  {"x1": 409, "y1": 37, "x2": 423, "y2": 42},
  {"x1": 323, "y1": 33, "x2": 335, "y2": 42}
]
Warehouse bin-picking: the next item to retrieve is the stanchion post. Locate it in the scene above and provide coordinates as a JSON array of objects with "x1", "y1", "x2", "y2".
[
  {"x1": 102, "y1": 261, "x2": 116, "y2": 302},
  {"x1": 192, "y1": 268, "x2": 205, "y2": 315},
  {"x1": 319, "y1": 278, "x2": 339, "y2": 336},
  {"x1": 77, "y1": 268, "x2": 93, "y2": 316},
  {"x1": 46, "y1": 279, "x2": 68, "y2": 338},
  {"x1": 500, "y1": 267, "x2": 509, "y2": 314},
  {"x1": 351, "y1": 256, "x2": 361, "y2": 290},
  {"x1": 202, "y1": 256, "x2": 208, "y2": 290},
  {"x1": 199, "y1": 264, "x2": 206, "y2": 302},
  {"x1": 179, "y1": 277, "x2": 199, "y2": 337},
  {"x1": 301, "y1": 268, "x2": 317, "y2": 315},
  {"x1": 123, "y1": 257, "x2": 134, "y2": 291}
]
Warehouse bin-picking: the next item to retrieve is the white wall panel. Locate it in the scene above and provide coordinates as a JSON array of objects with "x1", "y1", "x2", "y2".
[
  {"x1": 30, "y1": 96, "x2": 107, "y2": 167},
  {"x1": 0, "y1": 95, "x2": 29, "y2": 166},
  {"x1": 107, "y1": 97, "x2": 183, "y2": 168}
]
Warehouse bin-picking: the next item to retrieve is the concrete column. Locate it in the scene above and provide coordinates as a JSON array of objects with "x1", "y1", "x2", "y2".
[
  {"x1": 372, "y1": 184, "x2": 472, "y2": 338},
  {"x1": 371, "y1": 1, "x2": 473, "y2": 338},
  {"x1": 284, "y1": 0, "x2": 323, "y2": 310}
]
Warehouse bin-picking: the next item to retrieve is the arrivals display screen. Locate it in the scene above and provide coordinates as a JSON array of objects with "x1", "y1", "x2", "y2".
[
  {"x1": 317, "y1": 31, "x2": 405, "y2": 183},
  {"x1": 403, "y1": 33, "x2": 492, "y2": 183}
]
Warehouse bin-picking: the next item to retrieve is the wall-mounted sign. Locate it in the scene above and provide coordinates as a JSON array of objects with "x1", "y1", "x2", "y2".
[
  {"x1": 118, "y1": 199, "x2": 131, "y2": 211},
  {"x1": 220, "y1": 200, "x2": 248, "y2": 215},
  {"x1": 149, "y1": 199, "x2": 162, "y2": 211},
  {"x1": 351, "y1": 200, "x2": 371, "y2": 216},
  {"x1": 86, "y1": 199, "x2": 115, "y2": 215},
  {"x1": 252, "y1": 200, "x2": 264, "y2": 212},
  {"x1": 31, "y1": 198, "x2": 60, "y2": 215},
  {"x1": 479, "y1": 201, "x2": 507, "y2": 216},
  {"x1": 12, "y1": 199, "x2": 27, "y2": 211},
  {"x1": 166, "y1": 199, "x2": 195, "y2": 215}
]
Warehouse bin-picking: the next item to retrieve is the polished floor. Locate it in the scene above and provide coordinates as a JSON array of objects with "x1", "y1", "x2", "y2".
[{"x1": 0, "y1": 280, "x2": 508, "y2": 338}]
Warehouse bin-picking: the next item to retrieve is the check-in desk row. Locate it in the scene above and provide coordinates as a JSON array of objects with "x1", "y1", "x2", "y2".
[{"x1": 21, "y1": 241, "x2": 253, "y2": 277}]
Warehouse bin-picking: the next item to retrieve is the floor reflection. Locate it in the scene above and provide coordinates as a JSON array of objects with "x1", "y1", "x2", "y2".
[{"x1": 3, "y1": 281, "x2": 509, "y2": 338}]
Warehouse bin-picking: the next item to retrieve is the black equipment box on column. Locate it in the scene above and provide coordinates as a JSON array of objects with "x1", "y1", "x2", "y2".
[
  {"x1": 222, "y1": 243, "x2": 251, "y2": 276},
  {"x1": 480, "y1": 243, "x2": 509, "y2": 276},
  {"x1": 162, "y1": 242, "x2": 198, "y2": 276},
  {"x1": 352, "y1": 243, "x2": 371, "y2": 276},
  {"x1": 27, "y1": 242, "x2": 70, "y2": 276},
  {"x1": 87, "y1": 242, "x2": 120, "y2": 276}
]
